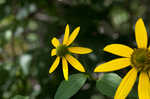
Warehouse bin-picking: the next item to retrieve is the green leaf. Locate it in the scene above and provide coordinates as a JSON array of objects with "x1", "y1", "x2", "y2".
[
  {"x1": 54, "y1": 73, "x2": 87, "y2": 99},
  {"x1": 12, "y1": 95, "x2": 29, "y2": 99},
  {"x1": 96, "y1": 73, "x2": 138, "y2": 98},
  {"x1": 96, "y1": 73, "x2": 121, "y2": 97}
]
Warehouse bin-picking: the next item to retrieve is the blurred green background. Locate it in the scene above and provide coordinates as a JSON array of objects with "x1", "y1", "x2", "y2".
[{"x1": 0, "y1": 0, "x2": 149, "y2": 99}]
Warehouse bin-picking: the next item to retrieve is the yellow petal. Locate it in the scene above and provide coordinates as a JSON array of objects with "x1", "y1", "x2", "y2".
[
  {"x1": 68, "y1": 47, "x2": 93, "y2": 54},
  {"x1": 138, "y1": 72, "x2": 150, "y2": 99},
  {"x1": 148, "y1": 71, "x2": 150, "y2": 95},
  {"x1": 148, "y1": 46, "x2": 150, "y2": 50},
  {"x1": 114, "y1": 68, "x2": 137, "y2": 99},
  {"x1": 135, "y1": 18, "x2": 148, "y2": 48},
  {"x1": 51, "y1": 37, "x2": 60, "y2": 48},
  {"x1": 51, "y1": 49, "x2": 56, "y2": 56},
  {"x1": 49, "y1": 56, "x2": 60, "y2": 73},
  {"x1": 104, "y1": 44, "x2": 133, "y2": 57},
  {"x1": 62, "y1": 57, "x2": 68, "y2": 80},
  {"x1": 63, "y1": 24, "x2": 70, "y2": 45},
  {"x1": 65, "y1": 54, "x2": 85, "y2": 72},
  {"x1": 94, "y1": 58, "x2": 131, "y2": 72},
  {"x1": 66, "y1": 26, "x2": 80, "y2": 46}
]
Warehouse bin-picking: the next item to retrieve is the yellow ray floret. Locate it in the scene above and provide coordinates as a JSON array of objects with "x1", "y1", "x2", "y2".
[
  {"x1": 49, "y1": 56, "x2": 60, "y2": 73},
  {"x1": 62, "y1": 57, "x2": 68, "y2": 80},
  {"x1": 63, "y1": 24, "x2": 69, "y2": 45},
  {"x1": 104, "y1": 44, "x2": 133, "y2": 58},
  {"x1": 138, "y1": 72, "x2": 150, "y2": 99},
  {"x1": 65, "y1": 54, "x2": 85, "y2": 72},
  {"x1": 94, "y1": 58, "x2": 131, "y2": 72},
  {"x1": 148, "y1": 46, "x2": 150, "y2": 50},
  {"x1": 135, "y1": 18, "x2": 148, "y2": 48},
  {"x1": 66, "y1": 26, "x2": 80, "y2": 46},
  {"x1": 51, "y1": 49, "x2": 56, "y2": 56},
  {"x1": 114, "y1": 68, "x2": 137, "y2": 99},
  {"x1": 51, "y1": 37, "x2": 60, "y2": 48},
  {"x1": 68, "y1": 47, "x2": 93, "y2": 54}
]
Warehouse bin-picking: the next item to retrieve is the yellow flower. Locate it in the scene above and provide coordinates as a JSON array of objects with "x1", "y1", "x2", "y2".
[
  {"x1": 50, "y1": 24, "x2": 93, "y2": 80},
  {"x1": 94, "y1": 18, "x2": 150, "y2": 99}
]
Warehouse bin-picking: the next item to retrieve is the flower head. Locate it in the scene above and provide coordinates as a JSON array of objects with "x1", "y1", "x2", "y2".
[
  {"x1": 50, "y1": 24, "x2": 93, "y2": 80},
  {"x1": 94, "y1": 18, "x2": 150, "y2": 99}
]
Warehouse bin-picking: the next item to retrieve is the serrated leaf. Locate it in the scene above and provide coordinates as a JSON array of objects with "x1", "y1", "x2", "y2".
[{"x1": 54, "y1": 73, "x2": 87, "y2": 99}]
